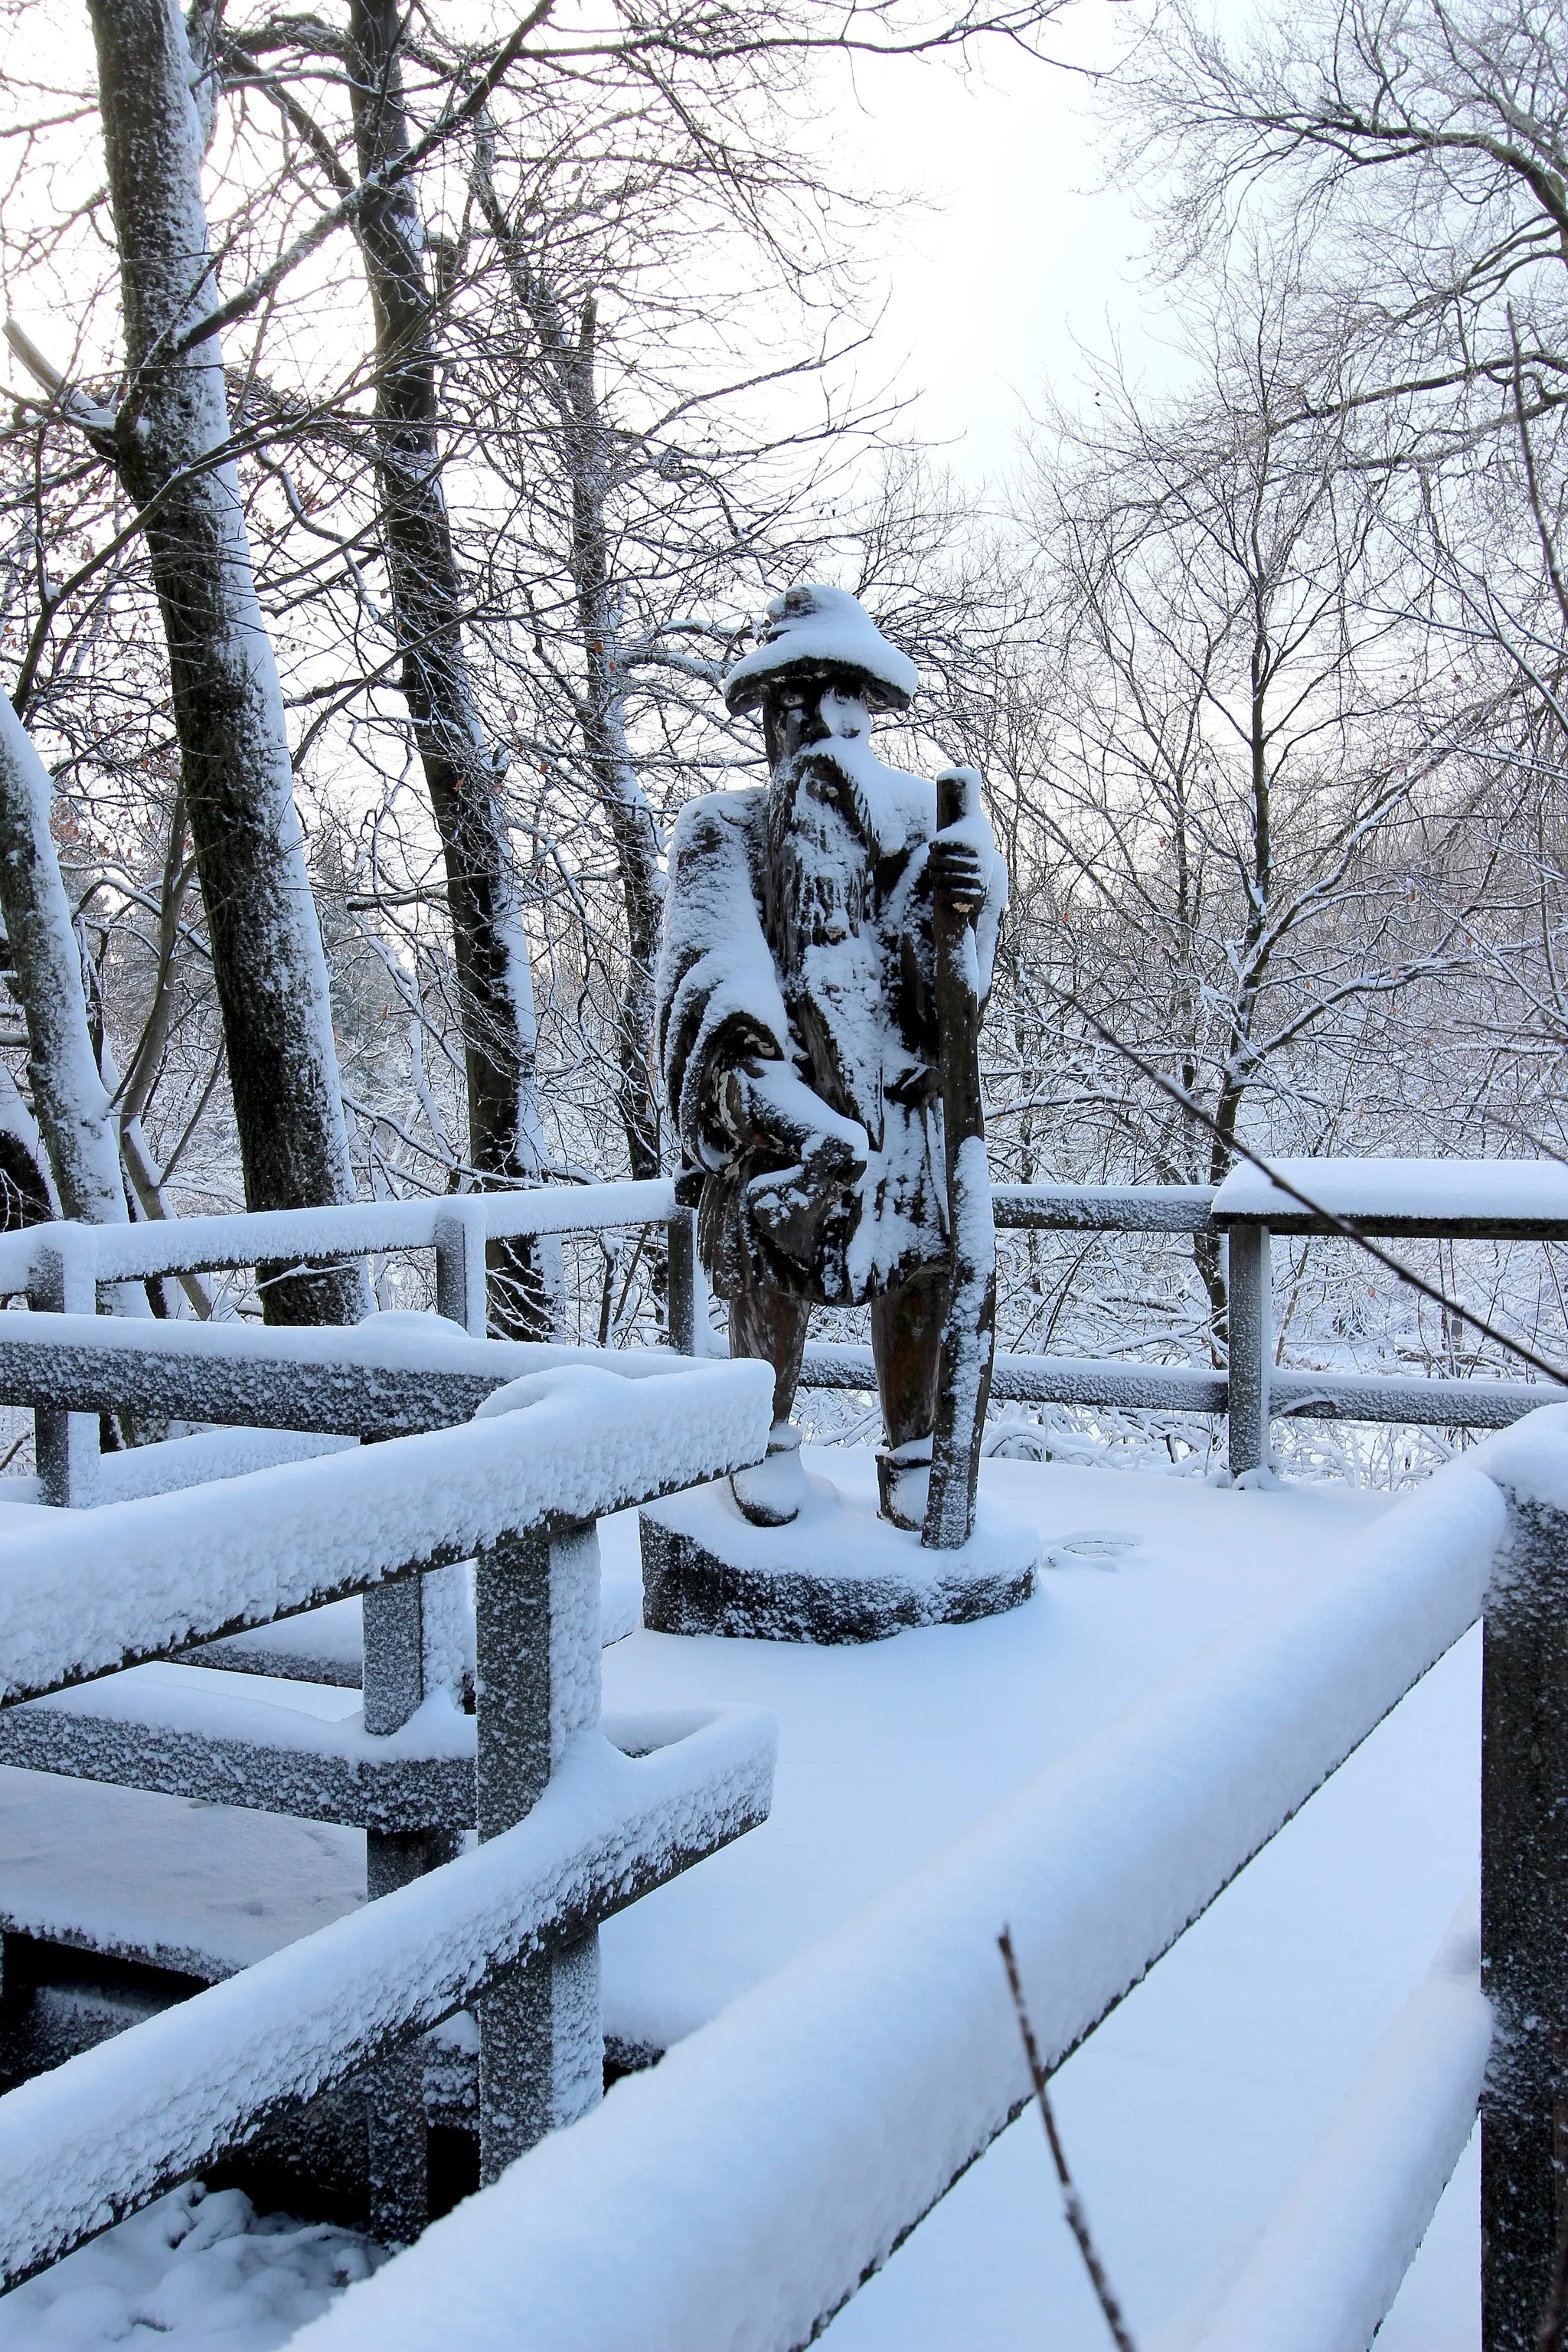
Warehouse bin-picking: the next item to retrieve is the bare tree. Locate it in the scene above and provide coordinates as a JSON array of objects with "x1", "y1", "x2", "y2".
[
  {"x1": 70, "y1": 0, "x2": 367, "y2": 1321},
  {"x1": 981, "y1": 282, "x2": 1477, "y2": 1354},
  {"x1": 338, "y1": 0, "x2": 560, "y2": 1334},
  {"x1": 1113, "y1": 0, "x2": 1568, "y2": 741},
  {"x1": 0, "y1": 694, "x2": 129, "y2": 1237}
]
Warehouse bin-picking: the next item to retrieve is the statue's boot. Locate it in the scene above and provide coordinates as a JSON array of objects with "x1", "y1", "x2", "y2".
[
  {"x1": 730, "y1": 1421, "x2": 808, "y2": 1527},
  {"x1": 876, "y1": 1434, "x2": 933, "y2": 1532}
]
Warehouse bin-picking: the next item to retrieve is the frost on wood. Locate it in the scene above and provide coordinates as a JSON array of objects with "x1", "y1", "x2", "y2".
[
  {"x1": 1212, "y1": 1156, "x2": 1568, "y2": 1228},
  {"x1": 0, "y1": 1333, "x2": 778, "y2": 2285},
  {"x1": 0, "y1": 1667, "x2": 479, "y2": 1831},
  {"x1": 0, "y1": 1180, "x2": 678, "y2": 1293},
  {"x1": 0, "y1": 1308, "x2": 721, "y2": 1453}
]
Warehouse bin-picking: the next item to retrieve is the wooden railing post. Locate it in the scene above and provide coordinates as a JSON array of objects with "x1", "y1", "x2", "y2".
[
  {"x1": 361, "y1": 1563, "x2": 466, "y2": 2245},
  {"x1": 666, "y1": 1206, "x2": 698, "y2": 1357},
  {"x1": 1226, "y1": 1223, "x2": 1272, "y2": 1481},
  {"x1": 433, "y1": 1203, "x2": 488, "y2": 1336},
  {"x1": 474, "y1": 1520, "x2": 603, "y2": 2182},
  {"x1": 29, "y1": 1233, "x2": 100, "y2": 1508},
  {"x1": 1482, "y1": 1480, "x2": 1568, "y2": 2349}
]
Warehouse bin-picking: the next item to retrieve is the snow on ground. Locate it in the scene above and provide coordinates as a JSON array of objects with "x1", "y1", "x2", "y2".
[
  {"x1": 0, "y1": 2184, "x2": 381, "y2": 2352},
  {"x1": 0, "y1": 1448, "x2": 1483, "y2": 2347}
]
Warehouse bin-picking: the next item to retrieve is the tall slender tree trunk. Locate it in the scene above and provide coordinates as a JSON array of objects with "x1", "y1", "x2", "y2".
[
  {"x1": 0, "y1": 697, "x2": 152, "y2": 1332},
  {"x1": 0, "y1": 697, "x2": 128, "y2": 1231},
  {"x1": 88, "y1": 0, "x2": 368, "y2": 1325},
  {"x1": 553, "y1": 296, "x2": 663, "y2": 1185},
  {"x1": 477, "y1": 179, "x2": 664, "y2": 1185},
  {"x1": 346, "y1": 0, "x2": 557, "y2": 1339}
]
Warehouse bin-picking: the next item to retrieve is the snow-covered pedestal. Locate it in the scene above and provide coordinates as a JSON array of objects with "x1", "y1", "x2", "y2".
[{"x1": 640, "y1": 1469, "x2": 1037, "y2": 1644}]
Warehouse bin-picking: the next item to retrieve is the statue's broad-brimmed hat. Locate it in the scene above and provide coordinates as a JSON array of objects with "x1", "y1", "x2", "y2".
[{"x1": 724, "y1": 583, "x2": 918, "y2": 717}]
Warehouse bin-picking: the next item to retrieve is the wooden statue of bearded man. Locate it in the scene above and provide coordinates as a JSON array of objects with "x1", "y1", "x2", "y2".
[{"x1": 656, "y1": 586, "x2": 1007, "y2": 1530}]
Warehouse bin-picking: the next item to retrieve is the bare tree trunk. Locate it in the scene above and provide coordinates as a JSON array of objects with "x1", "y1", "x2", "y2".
[
  {"x1": 551, "y1": 294, "x2": 664, "y2": 1186},
  {"x1": 0, "y1": 695, "x2": 132, "y2": 1236},
  {"x1": 346, "y1": 0, "x2": 557, "y2": 1339},
  {"x1": 477, "y1": 186, "x2": 665, "y2": 1189},
  {"x1": 0, "y1": 1057, "x2": 54, "y2": 1234},
  {"x1": 87, "y1": 0, "x2": 368, "y2": 1326}
]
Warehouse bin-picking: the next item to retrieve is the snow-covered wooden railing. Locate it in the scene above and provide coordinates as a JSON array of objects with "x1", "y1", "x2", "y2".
[
  {"x1": 0, "y1": 1178, "x2": 682, "y2": 1298},
  {"x1": 809, "y1": 1158, "x2": 1568, "y2": 1478},
  {"x1": 281, "y1": 1405, "x2": 1568, "y2": 2352},
  {"x1": 0, "y1": 1156, "x2": 1563, "y2": 1500},
  {"x1": 0, "y1": 1308, "x2": 695, "y2": 1506},
  {"x1": 0, "y1": 1179, "x2": 696, "y2": 1505},
  {"x1": 0, "y1": 1353, "x2": 778, "y2": 2277}
]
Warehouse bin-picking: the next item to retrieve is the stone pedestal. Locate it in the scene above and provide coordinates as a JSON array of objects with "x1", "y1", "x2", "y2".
[{"x1": 640, "y1": 1469, "x2": 1036, "y2": 1645}]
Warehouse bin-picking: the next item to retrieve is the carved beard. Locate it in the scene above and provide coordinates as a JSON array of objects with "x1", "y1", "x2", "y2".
[{"x1": 763, "y1": 755, "x2": 887, "y2": 1149}]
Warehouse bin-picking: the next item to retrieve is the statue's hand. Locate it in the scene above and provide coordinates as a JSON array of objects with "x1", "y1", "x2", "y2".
[
  {"x1": 725, "y1": 1059, "x2": 867, "y2": 1175},
  {"x1": 726, "y1": 1061, "x2": 868, "y2": 1276},
  {"x1": 745, "y1": 1126, "x2": 865, "y2": 1271},
  {"x1": 924, "y1": 833, "x2": 988, "y2": 915}
]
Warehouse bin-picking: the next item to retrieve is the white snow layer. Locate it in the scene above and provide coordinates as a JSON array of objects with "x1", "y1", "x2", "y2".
[
  {"x1": 0, "y1": 1358, "x2": 773, "y2": 1700},
  {"x1": 0, "y1": 2183, "x2": 381, "y2": 2352},
  {"x1": 0, "y1": 1706, "x2": 776, "y2": 2286},
  {"x1": 1213, "y1": 1155, "x2": 1568, "y2": 1223},
  {"x1": 0, "y1": 1181, "x2": 678, "y2": 1292},
  {"x1": 723, "y1": 586, "x2": 920, "y2": 707},
  {"x1": 285, "y1": 1437, "x2": 1514, "y2": 2352},
  {"x1": 642, "y1": 1469, "x2": 1034, "y2": 1584},
  {"x1": 15, "y1": 1665, "x2": 475, "y2": 1764},
  {"x1": 93, "y1": 1428, "x2": 355, "y2": 1505},
  {"x1": 1154, "y1": 1903, "x2": 1489, "y2": 2352},
  {"x1": 0, "y1": 1304, "x2": 689, "y2": 1386},
  {"x1": 1472, "y1": 1398, "x2": 1568, "y2": 1512}
]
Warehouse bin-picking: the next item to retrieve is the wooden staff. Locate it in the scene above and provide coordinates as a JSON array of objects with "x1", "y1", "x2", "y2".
[{"x1": 923, "y1": 766, "x2": 998, "y2": 1551}]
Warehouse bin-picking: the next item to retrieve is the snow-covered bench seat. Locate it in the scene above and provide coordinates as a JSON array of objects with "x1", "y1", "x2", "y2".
[
  {"x1": 0, "y1": 1353, "x2": 778, "y2": 2272},
  {"x1": 181, "y1": 1560, "x2": 644, "y2": 1688},
  {"x1": 0, "y1": 1664, "x2": 477, "y2": 1831},
  {"x1": 0, "y1": 1307, "x2": 704, "y2": 1508}
]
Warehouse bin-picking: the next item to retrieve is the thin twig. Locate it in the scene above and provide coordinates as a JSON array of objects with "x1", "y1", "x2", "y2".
[{"x1": 998, "y1": 1927, "x2": 1139, "y2": 2352}]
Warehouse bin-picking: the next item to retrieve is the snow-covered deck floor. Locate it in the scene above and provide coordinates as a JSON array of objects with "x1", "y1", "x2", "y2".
[{"x1": 0, "y1": 1451, "x2": 1478, "y2": 2347}]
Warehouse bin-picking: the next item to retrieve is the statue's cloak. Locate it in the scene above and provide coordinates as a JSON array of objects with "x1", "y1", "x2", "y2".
[{"x1": 657, "y1": 736, "x2": 1005, "y2": 1308}]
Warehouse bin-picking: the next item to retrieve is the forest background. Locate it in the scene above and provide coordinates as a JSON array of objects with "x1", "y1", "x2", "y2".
[{"x1": 1, "y1": 0, "x2": 1562, "y2": 1483}]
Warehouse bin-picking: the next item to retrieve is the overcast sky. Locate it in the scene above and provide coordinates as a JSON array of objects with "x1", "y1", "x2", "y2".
[{"x1": 831, "y1": 3, "x2": 1176, "y2": 492}]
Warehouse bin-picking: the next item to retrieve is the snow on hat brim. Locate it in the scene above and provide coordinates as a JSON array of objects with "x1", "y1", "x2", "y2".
[{"x1": 724, "y1": 584, "x2": 918, "y2": 714}]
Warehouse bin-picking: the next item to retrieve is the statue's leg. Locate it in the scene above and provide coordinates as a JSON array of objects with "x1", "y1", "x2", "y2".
[
  {"x1": 726, "y1": 1269, "x2": 812, "y2": 1527},
  {"x1": 871, "y1": 1263, "x2": 950, "y2": 1530},
  {"x1": 728, "y1": 1272, "x2": 812, "y2": 1426}
]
